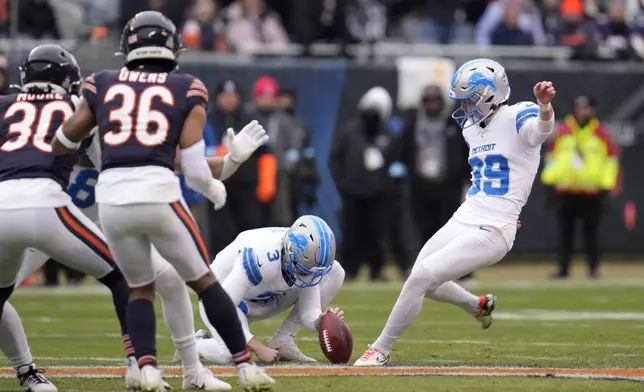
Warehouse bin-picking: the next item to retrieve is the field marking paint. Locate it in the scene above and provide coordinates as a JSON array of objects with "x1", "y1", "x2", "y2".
[
  {"x1": 11, "y1": 279, "x2": 644, "y2": 297},
  {"x1": 495, "y1": 311, "x2": 644, "y2": 321},
  {"x1": 0, "y1": 365, "x2": 642, "y2": 382},
  {"x1": 25, "y1": 333, "x2": 644, "y2": 349}
]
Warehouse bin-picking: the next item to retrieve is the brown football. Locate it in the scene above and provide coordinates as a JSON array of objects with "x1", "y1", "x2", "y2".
[{"x1": 318, "y1": 312, "x2": 353, "y2": 364}]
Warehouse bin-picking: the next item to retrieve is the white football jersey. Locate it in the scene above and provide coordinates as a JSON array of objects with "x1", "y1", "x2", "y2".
[
  {"x1": 453, "y1": 102, "x2": 552, "y2": 245},
  {"x1": 212, "y1": 227, "x2": 298, "y2": 302}
]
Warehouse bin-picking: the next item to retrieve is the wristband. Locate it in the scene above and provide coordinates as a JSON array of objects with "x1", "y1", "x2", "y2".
[
  {"x1": 55, "y1": 126, "x2": 80, "y2": 150},
  {"x1": 538, "y1": 101, "x2": 552, "y2": 111}
]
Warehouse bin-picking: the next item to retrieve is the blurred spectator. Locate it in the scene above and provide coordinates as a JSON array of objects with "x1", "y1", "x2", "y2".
[
  {"x1": 0, "y1": 54, "x2": 9, "y2": 95},
  {"x1": 208, "y1": 79, "x2": 276, "y2": 252},
  {"x1": 492, "y1": 0, "x2": 535, "y2": 45},
  {"x1": 43, "y1": 260, "x2": 85, "y2": 287},
  {"x1": 277, "y1": 89, "x2": 320, "y2": 216},
  {"x1": 247, "y1": 76, "x2": 306, "y2": 227},
  {"x1": 330, "y1": 87, "x2": 396, "y2": 282},
  {"x1": 15, "y1": 0, "x2": 60, "y2": 39},
  {"x1": 390, "y1": 0, "x2": 469, "y2": 44},
  {"x1": 221, "y1": 0, "x2": 289, "y2": 53},
  {"x1": 120, "y1": 0, "x2": 190, "y2": 30},
  {"x1": 344, "y1": 0, "x2": 387, "y2": 43},
  {"x1": 541, "y1": 95, "x2": 620, "y2": 279},
  {"x1": 291, "y1": 0, "x2": 347, "y2": 47},
  {"x1": 475, "y1": 0, "x2": 546, "y2": 46},
  {"x1": 384, "y1": 116, "x2": 412, "y2": 280},
  {"x1": 554, "y1": 0, "x2": 600, "y2": 58},
  {"x1": 182, "y1": 0, "x2": 228, "y2": 51},
  {"x1": 86, "y1": 0, "x2": 120, "y2": 33},
  {"x1": 596, "y1": 0, "x2": 644, "y2": 60},
  {"x1": 395, "y1": 85, "x2": 471, "y2": 277},
  {"x1": 542, "y1": 0, "x2": 564, "y2": 44},
  {"x1": 0, "y1": 0, "x2": 8, "y2": 37}
]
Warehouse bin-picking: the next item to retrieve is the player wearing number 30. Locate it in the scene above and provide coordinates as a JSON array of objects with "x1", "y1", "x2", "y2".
[
  {"x1": 355, "y1": 59, "x2": 557, "y2": 366},
  {"x1": 0, "y1": 45, "x2": 133, "y2": 391},
  {"x1": 51, "y1": 11, "x2": 274, "y2": 392}
]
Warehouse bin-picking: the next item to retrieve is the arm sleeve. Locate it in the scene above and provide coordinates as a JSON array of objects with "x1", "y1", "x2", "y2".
[
  {"x1": 297, "y1": 285, "x2": 322, "y2": 332},
  {"x1": 179, "y1": 140, "x2": 218, "y2": 201},
  {"x1": 516, "y1": 105, "x2": 555, "y2": 147}
]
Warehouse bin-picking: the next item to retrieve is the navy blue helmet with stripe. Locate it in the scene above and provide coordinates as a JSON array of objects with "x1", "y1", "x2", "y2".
[
  {"x1": 119, "y1": 10, "x2": 182, "y2": 69},
  {"x1": 282, "y1": 215, "x2": 336, "y2": 288}
]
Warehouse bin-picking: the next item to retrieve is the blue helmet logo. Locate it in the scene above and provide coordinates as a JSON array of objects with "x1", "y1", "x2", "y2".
[{"x1": 467, "y1": 72, "x2": 496, "y2": 93}]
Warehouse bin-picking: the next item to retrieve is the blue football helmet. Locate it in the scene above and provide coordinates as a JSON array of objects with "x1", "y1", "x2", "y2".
[
  {"x1": 282, "y1": 215, "x2": 336, "y2": 288},
  {"x1": 449, "y1": 59, "x2": 511, "y2": 128}
]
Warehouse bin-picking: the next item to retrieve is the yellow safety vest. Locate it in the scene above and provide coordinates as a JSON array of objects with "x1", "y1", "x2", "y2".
[{"x1": 541, "y1": 115, "x2": 619, "y2": 193}]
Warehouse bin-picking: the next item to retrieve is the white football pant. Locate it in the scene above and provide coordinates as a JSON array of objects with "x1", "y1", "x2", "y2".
[
  {"x1": 99, "y1": 200, "x2": 210, "y2": 288},
  {"x1": 371, "y1": 218, "x2": 514, "y2": 354}
]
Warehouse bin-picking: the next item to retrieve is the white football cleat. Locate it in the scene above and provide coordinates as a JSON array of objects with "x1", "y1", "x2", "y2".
[
  {"x1": 140, "y1": 365, "x2": 165, "y2": 392},
  {"x1": 182, "y1": 364, "x2": 231, "y2": 391},
  {"x1": 126, "y1": 357, "x2": 172, "y2": 392},
  {"x1": 17, "y1": 364, "x2": 58, "y2": 392},
  {"x1": 237, "y1": 363, "x2": 275, "y2": 392},
  {"x1": 274, "y1": 342, "x2": 317, "y2": 363},
  {"x1": 353, "y1": 346, "x2": 390, "y2": 367},
  {"x1": 476, "y1": 294, "x2": 496, "y2": 330}
]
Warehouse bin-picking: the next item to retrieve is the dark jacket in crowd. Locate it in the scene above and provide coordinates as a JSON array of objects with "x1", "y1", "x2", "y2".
[
  {"x1": 330, "y1": 116, "x2": 395, "y2": 198},
  {"x1": 398, "y1": 110, "x2": 470, "y2": 189}
]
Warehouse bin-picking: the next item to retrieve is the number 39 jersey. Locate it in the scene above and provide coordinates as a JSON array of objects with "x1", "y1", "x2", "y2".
[
  {"x1": 0, "y1": 93, "x2": 79, "y2": 208},
  {"x1": 453, "y1": 102, "x2": 550, "y2": 239},
  {"x1": 82, "y1": 68, "x2": 209, "y2": 205}
]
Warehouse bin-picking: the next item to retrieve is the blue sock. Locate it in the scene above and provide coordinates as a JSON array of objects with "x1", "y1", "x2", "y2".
[
  {"x1": 199, "y1": 282, "x2": 251, "y2": 364},
  {"x1": 126, "y1": 299, "x2": 157, "y2": 368}
]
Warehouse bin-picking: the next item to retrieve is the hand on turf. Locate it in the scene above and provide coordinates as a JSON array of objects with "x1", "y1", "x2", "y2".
[
  {"x1": 255, "y1": 345, "x2": 279, "y2": 363},
  {"x1": 228, "y1": 120, "x2": 269, "y2": 164},
  {"x1": 533, "y1": 81, "x2": 556, "y2": 105}
]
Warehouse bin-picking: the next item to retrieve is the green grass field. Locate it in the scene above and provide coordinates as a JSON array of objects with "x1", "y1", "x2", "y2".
[{"x1": 2, "y1": 261, "x2": 644, "y2": 391}]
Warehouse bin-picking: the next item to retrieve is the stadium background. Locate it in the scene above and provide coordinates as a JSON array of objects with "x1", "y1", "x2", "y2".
[
  {"x1": 1, "y1": 1, "x2": 644, "y2": 391},
  {"x1": 1, "y1": 0, "x2": 641, "y2": 258}
]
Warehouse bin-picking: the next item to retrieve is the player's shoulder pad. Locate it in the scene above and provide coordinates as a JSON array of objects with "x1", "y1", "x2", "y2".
[
  {"x1": 241, "y1": 246, "x2": 267, "y2": 286},
  {"x1": 513, "y1": 101, "x2": 539, "y2": 133},
  {"x1": 185, "y1": 75, "x2": 209, "y2": 103}
]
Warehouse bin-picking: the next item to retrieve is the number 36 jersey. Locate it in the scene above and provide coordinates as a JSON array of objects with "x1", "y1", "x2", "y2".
[
  {"x1": 453, "y1": 102, "x2": 553, "y2": 243},
  {"x1": 82, "y1": 68, "x2": 209, "y2": 205}
]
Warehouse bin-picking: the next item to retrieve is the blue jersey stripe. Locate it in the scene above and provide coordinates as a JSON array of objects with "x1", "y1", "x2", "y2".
[
  {"x1": 242, "y1": 247, "x2": 262, "y2": 286},
  {"x1": 237, "y1": 301, "x2": 249, "y2": 315},
  {"x1": 515, "y1": 108, "x2": 539, "y2": 132}
]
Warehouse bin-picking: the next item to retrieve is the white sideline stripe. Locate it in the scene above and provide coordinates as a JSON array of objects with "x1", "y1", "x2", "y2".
[
  {"x1": 24, "y1": 333, "x2": 644, "y2": 349},
  {"x1": 494, "y1": 311, "x2": 644, "y2": 321},
  {"x1": 11, "y1": 279, "x2": 644, "y2": 297},
  {"x1": 0, "y1": 365, "x2": 642, "y2": 382}
]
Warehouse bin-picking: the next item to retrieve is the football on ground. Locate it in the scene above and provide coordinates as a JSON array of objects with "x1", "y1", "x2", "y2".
[{"x1": 318, "y1": 312, "x2": 353, "y2": 364}]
